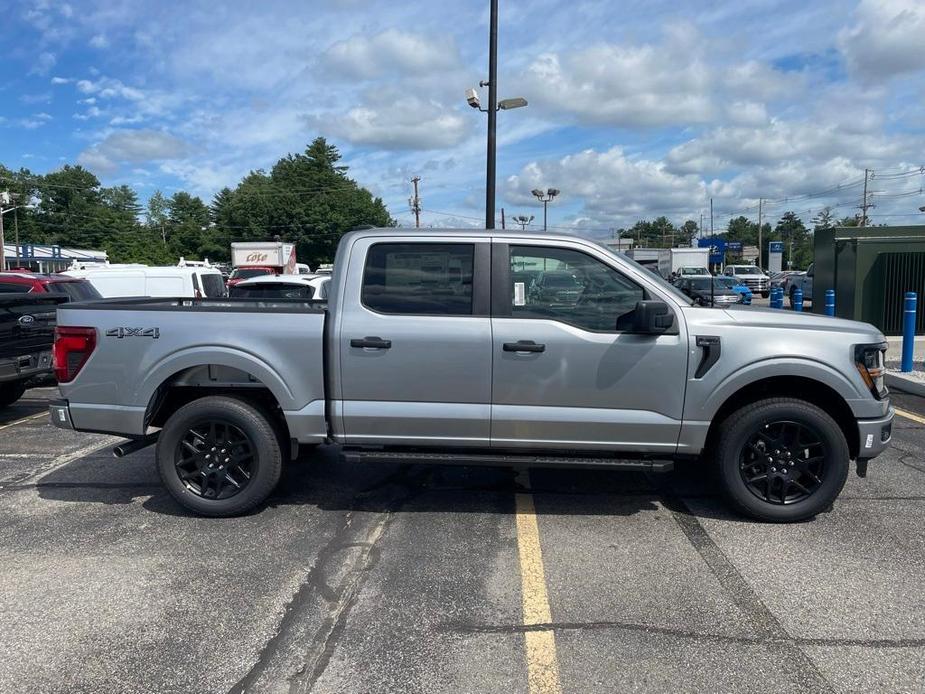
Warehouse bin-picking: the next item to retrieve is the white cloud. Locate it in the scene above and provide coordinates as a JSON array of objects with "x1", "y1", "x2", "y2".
[
  {"x1": 78, "y1": 130, "x2": 189, "y2": 174},
  {"x1": 30, "y1": 51, "x2": 56, "y2": 76},
  {"x1": 322, "y1": 28, "x2": 461, "y2": 79},
  {"x1": 309, "y1": 93, "x2": 470, "y2": 150},
  {"x1": 505, "y1": 146, "x2": 707, "y2": 226},
  {"x1": 89, "y1": 34, "x2": 109, "y2": 49},
  {"x1": 838, "y1": 0, "x2": 925, "y2": 81},
  {"x1": 665, "y1": 120, "x2": 912, "y2": 174},
  {"x1": 19, "y1": 92, "x2": 52, "y2": 104},
  {"x1": 19, "y1": 112, "x2": 53, "y2": 129},
  {"x1": 50, "y1": 76, "x2": 71, "y2": 85},
  {"x1": 76, "y1": 76, "x2": 145, "y2": 101}
]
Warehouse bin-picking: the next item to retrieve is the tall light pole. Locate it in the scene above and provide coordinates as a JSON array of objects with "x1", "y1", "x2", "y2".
[
  {"x1": 465, "y1": 0, "x2": 527, "y2": 229},
  {"x1": 531, "y1": 188, "x2": 559, "y2": 231},
  {"x1": 512, "y1": 214, "x2": 533, "y2": 230}
]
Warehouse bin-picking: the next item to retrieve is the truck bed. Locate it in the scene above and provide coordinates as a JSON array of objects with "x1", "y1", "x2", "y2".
[{"x1": 56, "y1": 296, "x2": 328, "y2": 442}]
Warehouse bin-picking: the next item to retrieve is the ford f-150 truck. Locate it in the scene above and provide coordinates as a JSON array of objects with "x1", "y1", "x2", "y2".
[
  {"x1": 1, "y1": 294, "x2": 61, "y2": 408},
  {"x1": 49, "y1": 229, "x2": 893, "y2": 522}
]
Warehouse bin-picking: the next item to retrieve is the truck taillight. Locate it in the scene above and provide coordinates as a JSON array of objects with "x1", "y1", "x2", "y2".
[{"x1": 53, "y1": 327, "x2": 97, "y2": 383}]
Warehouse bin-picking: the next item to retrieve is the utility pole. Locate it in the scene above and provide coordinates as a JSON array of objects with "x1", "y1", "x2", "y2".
[
  {"x1": 859, "y1": 168, "x2": 873, "y2": 227},
  {"x1": 13, "y1": 206, "x2": 19, "y2": 268},
  {"x1": 756, "y1": 198, "x2": 763, "y2": 269},
  {"x1": 484, "y1": 0, "x2": 499, "y2": 229},
  {"x1": 500, "y1": 207, "x2": 506, "y2": 230},
  {"x1": 409, "y1": 176, "x2": 422, "y2": 229}
]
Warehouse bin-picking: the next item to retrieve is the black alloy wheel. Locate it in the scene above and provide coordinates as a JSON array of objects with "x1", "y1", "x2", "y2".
[
  {"x1": 175, "y1": 419, "x2": 256, "y2": 500},
  {"x1": 739, "y1": 420, "x2": 826, "y2": 505},
  {"x1": 714, "y1": 397, "x2": 849, "y2": 522},
  {"x1": 156, "y1": 396, "x2": 283, "y2": 516}
]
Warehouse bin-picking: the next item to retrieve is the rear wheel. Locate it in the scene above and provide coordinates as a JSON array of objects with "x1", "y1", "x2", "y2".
[
  {"x1": 714, "y1": 398, "x2": 849, "y2": 522},
  {"x1": 0, "y1": 381, "x2": 27, "y2": 409},
  {"x1": 156, "y1": 396, "x2": 283, "y2": 517}
]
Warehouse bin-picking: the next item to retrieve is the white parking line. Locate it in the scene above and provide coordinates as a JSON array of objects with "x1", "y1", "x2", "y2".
[{"x1": 0, "y1": 411, "x2": 47, "y2": 432}]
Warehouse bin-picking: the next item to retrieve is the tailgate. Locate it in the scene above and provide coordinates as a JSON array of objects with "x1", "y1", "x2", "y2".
[{"x1": 0, "y1": 296, "x2": 62, "y2": 359}]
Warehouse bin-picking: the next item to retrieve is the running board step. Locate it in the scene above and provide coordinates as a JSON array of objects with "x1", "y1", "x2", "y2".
[{"x1": 340, "y1": 449, "x2": 673, "y2": 472}]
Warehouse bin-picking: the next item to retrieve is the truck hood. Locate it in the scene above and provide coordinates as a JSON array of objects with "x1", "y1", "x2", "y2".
[{"x1": 721, "y1": 305, "x2": 885, "y2": 341}]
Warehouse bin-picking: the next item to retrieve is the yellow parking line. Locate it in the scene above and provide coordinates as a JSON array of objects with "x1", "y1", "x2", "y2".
[
  {"x1": 515, "y1": 470, "x2": 562, "y2": 694},
  {"x1": 895, "y1": 407, "x2": 925, "y2": 425},
  {"x1": 0, "y1": 411, "x2": 47, "y2": 432}
]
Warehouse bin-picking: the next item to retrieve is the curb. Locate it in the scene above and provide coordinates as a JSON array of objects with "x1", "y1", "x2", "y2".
[{"x1": 885, "y1": 372, "x2": 925, "y2": 398}]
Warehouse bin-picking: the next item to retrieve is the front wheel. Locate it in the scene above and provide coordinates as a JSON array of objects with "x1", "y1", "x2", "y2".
[
  {"x1": 0, "y1": 380, "x2": 27, "y2": 409},
  {"x1": 714, "y1": 398, "x2": 849, "y2": 522},
  {"x1": 760, "y1": 291, "x2": 769, "y2": 298},
  {"x1": 156, "y1": 396, "x2": 283, "y2": 517}
]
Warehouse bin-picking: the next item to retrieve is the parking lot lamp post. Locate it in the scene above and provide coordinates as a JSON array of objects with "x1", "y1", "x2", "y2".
[{"x1": 531, "y1": 188, "x2": 559, "y2": 231}]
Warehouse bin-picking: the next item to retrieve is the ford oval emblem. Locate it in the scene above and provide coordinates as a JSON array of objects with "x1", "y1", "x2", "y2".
[{"x1": 18, "y1": 315, "x2": 35, "y2": 325}]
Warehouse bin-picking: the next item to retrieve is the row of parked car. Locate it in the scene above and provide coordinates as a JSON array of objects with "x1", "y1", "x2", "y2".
[{"x1": 0, "y1": 261, "x2": 332, "y2": 410}]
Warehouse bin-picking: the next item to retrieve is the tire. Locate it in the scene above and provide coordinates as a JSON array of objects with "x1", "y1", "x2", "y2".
[
  {"x1": 0, "y1": 381, "x2": 27, "y2": 409},
  {"x1": 155, "y1": 396, "x2": 283, "y2": 517},
  {"x1": 714, "y1": 398, "x2": 849, "y2": 522},
  {"x1": 760, "y1": 291, "x2": 769, "y2": 298}
]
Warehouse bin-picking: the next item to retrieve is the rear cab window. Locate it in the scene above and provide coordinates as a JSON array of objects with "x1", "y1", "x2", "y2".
[{"x1": 361, "y1": 243, "x2": 475, "y2": 315}]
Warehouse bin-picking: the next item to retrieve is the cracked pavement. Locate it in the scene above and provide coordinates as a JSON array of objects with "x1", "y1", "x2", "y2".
[{"x1": 0, "y1": 387, "x2": 923, "y2": 693}]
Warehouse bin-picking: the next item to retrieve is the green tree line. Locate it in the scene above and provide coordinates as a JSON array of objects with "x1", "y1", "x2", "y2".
[
  {"x1": 615, "y1": 207, "x2": 860, "y2": 269},
  {"x1": 0, "y1": 137, "x2": 395, "y2": 267}
]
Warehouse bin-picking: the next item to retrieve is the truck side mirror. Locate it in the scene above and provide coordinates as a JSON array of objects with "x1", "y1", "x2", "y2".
[{"x1": 626, "y1": 300, "x2": 673, "y2": 334}]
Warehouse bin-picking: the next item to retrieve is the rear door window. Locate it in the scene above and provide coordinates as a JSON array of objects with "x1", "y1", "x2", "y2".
[
  {"x1": 0, "y1": 282, "x2": 31, "y2": 293},
  {"x1": 200, "y1": 273, "x2": 226, "y2": 297},
  {"x1": 46, "y1": 281, "x2": 101, "y2": 301},
  {"x1": 362, "y1": 243, "x2": 474, "y2": 315}
]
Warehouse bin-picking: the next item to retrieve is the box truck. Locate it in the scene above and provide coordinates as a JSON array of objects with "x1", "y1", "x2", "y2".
[{"x1": 657, "y1": 248, "x2": 710, "y2": 279}]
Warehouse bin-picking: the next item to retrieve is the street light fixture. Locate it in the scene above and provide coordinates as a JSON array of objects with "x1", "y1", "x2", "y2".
[
  {"x1": 465, "y1": 0, "x2": 528, "y2": 230},
  {"x1": 531, "y1": 188, "x2": 559, "y2": 231},
  {"x1": 512, "y1": 214, "x2": 534, "y2": 231}
]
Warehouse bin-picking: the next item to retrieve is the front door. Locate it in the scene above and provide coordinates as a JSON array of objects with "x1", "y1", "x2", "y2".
[
  {"x1": 491, "y1": 240, "x2": 688, "y2": 453},
  {"x1": 338, "y1": 238, "x2": 493, "y2": 447}
]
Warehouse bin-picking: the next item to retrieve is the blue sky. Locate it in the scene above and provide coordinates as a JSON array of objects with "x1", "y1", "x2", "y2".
[{"x1": 2, "y1": 0, "x2": 925, "y2": 236}]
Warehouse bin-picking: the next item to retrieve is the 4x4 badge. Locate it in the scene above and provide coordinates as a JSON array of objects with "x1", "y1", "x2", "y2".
[{"x1": 106, "y1": 327, "x2": 160, "y2": 339}]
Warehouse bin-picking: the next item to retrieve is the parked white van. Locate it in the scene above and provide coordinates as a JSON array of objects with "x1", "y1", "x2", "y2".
[{"x1": 62, "y1": 265, "x2": 226, "y2": 299}]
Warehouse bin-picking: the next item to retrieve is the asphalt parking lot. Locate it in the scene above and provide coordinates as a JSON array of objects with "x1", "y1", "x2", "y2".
[{"x1": 0, "y1": 388, "x2": 923, "y2": 694}]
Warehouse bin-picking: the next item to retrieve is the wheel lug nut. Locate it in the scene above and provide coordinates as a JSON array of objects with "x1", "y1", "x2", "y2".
[
  {"x1": 766, "y1": 456, "x2": 773, "y2": 463},
  {"x1": 771, "y1": 467, "x2": 777, "y2": 472}
]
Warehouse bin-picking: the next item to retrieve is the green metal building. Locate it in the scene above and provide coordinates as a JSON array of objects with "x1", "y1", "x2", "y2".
[{"x1": 814, "y1": 226, "x2": 925, "y2": 335}]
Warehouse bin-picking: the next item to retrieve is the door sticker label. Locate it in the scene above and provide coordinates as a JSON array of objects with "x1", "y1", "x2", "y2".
[{"x1": 514, "y1": 282, "x2": 526, "y2": 306}]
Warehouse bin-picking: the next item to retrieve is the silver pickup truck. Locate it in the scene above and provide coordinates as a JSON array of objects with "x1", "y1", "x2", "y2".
[{"x1": 50, "y1": 229, "x2": 893, "y2": 522}]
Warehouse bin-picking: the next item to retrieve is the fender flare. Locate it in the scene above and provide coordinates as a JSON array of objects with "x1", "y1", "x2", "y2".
[
  {"x1": 137, "y1": 346, "x2": 297, "y2": 418},
  {"x1": 694, "y1": 356, "x2": 863, "y2": 422}
]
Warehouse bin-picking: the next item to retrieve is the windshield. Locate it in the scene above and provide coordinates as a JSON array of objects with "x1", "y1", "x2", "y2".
[
  {"x1": 715, "y1": 276, "x2": 738, "y2": 289},
  {"x1": 230, "y1": 268, "x2": 274, "y2": 281},
  {"x1": 230, "y1": 283, "x2": 316, "y2": 299},
  {"x1": 731, "y1": 266, "x2": 762, "y2": 274},
  {"x1": 680, "y1": 267, "x2": 709, "y2": 275},
  {"x1": 46, "y1": 280, "x2": 101, "y2": 301},
  {"x1": 541, "y1": 273, "x2": 581, "y2": 288}
]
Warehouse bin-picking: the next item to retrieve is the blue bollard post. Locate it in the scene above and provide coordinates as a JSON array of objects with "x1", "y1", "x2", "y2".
[
  {"x1": 743, "y1": 291, "x2": 751, "y2": 305},
  {"x1": 902, "y1": 292, "x2": 917, "y2": 373},
  {"x1": 772, "y1": 287, "x2": 782, "y2": 309},
  {"x1": 793, "y1": 287, "x2": 803, "y2": 312},
  {"x1": 825, "y1": 289, "x2": 835, "y2": 316}
]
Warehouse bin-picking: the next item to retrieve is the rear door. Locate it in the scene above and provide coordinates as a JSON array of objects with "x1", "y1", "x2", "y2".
[
  {"x1": 337, "y1": 237, "x2": 492, "y2": 446},
  {"x1": 490, "y1": 239, "x2": 688, "y2": 453}
]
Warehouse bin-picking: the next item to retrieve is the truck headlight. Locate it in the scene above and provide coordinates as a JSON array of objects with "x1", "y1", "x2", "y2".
[{"x1": 854, "y1": 342, "x2": 887, "y2": 399}]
